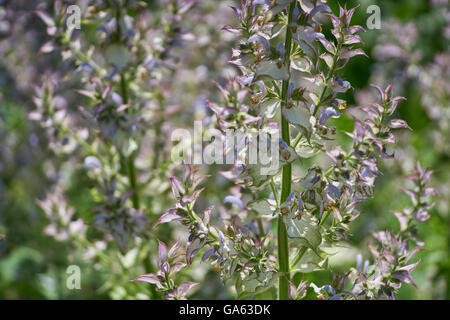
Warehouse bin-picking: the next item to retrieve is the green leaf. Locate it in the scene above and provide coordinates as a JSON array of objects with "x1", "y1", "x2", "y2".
[
  {"x1": 242, "y1": 164, "x2": 279, "y2": 189},
  {"x1": 259, "y1": 99, "x2": 280, "y2": 118},
  {"x1": 236, "y1": 271, "x2": 278, "y2": 299},
  {"x1": 295, "y1": 140, "x2": 323, "y2": 158},
  {"x1": 247, "y1": 199, "x2": 277, "y2": 217},
  {"x1": 292, "y1": 27, "x2": 317, "y2": 58},
  {"x1": 255, "y1": 61, "x2": 289, "y2": 81},
  {"x1": 290, "y1": 248, "x2": 328, "y2": 273},
  {"x1": 282, "y1": 104, "x2": 311, "y2": 131},
  {"x1": 253, "y1": 286, "x2": 277, "y2": 300},
  {"x1": 283, "y1": 213, "x2": 322, "y2": 252}
]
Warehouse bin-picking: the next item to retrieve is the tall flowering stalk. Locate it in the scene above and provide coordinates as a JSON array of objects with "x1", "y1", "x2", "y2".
[
  {"x1": 30, "y1": 0, "x2": 208, "y2": 299},
  {"x1": 33, "y1": 1, "x2": 197, "y2": 237},
  {"x1": 354, "y1": 0, "x2": 449, "y2": 298},
  {"x1": 276, "y1": 0, "x2": 295, "y2": 300},
  {"x1": 135, "y1": 0, "x2": 433, "y2": 300},
  {"x1": 321, "y1": 163, "x2": 437, "y2": 300}
]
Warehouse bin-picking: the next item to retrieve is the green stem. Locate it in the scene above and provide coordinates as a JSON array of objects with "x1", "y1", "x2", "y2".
[
  {"x1": 290, "y1": 246, "x2": 307, "y2": 270},
  {"x1": 120, "y1": 73, "x2": 140, "y2": 209},
  {"x1": 278, "y1": 0, "x2": 295, "y2": 301},
  {"x1": 447, "y1": 217, "x2": 450, "y2": 299},
  {"x1": 312, "y1": 42, "x2": 342, "y2": 116},
  {"x1": 121, "y1": 72, "x2": 158, "y2": 302},
  {"x1": 270, "y1": 180, "x2": 279, "y2": 204},
  {"x1": 292, "y1": 132, "x2": 303, "y2": 148},
  {"x1": 127, "y1": 154, "x2": 140, "y2": 209},
  {"x1": 119, "y1": 65, "x2": 157, "y2": 300}
]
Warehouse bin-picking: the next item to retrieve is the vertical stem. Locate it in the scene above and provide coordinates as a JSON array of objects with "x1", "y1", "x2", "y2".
[
  {"x1": 120, "y1": 73, "x2": 140, "y2": 209},
  {"x1": 278, "y1": 0, "x2": 295, "y2": 301},
  {"x1": 114, "y1": 2, "x2": 158, "y2": 299},
  {"x1": 121, "y1": 65, "x2": 158, "y2": 299},
  {"x1": 127, "y1": 154, "x2": 140, "y2": 209},
  {"x1": 312, "y1": 42, "x2": 341, "y2": 116},
  {"x1": 447, "y1": 220, "x2": 450, "y2": 299}
]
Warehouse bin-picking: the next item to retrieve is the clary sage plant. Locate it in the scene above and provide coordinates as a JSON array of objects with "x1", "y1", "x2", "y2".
[{"x1": 134, "y1": 0, "x2": 435, "y2": 300}]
